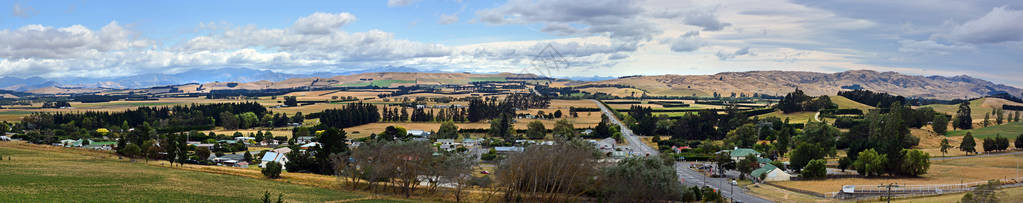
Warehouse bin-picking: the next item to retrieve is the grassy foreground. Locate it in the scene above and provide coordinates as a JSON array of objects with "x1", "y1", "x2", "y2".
[{"x1": 0, "y1": 142, "x2": 376, "y2": 202}]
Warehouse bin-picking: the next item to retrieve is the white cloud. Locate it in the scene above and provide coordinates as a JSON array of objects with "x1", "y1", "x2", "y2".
[
  {"x1": 666, "y1": 30, "x2": 703, "y2": 52},
  {"x1": 939, "y1": 6, "x2": 1023, "y2": 44},
  {"x1": 684, "y1": 10, "x2": 731, "y2": 31},
  {"x1": 291, "y1": 12, "x2": 356, "y2": 35},
  {"x1": 716, "y1": 47, "x2": 752, "y2": 60},
  {"x1": 0, "y1": 21, "x2": 150, "y2": 59}
]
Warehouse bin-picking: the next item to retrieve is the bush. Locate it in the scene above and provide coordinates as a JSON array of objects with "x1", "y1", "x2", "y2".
[
  {"x1": 468, "y1": 176, "x2": 492, "y2": 187},
  {"x1": 800, "y1": 159, "x2": 827, "y2": 179},
  {"x1": 262, "y1": 162, "x2": 282, "y2": 179}
]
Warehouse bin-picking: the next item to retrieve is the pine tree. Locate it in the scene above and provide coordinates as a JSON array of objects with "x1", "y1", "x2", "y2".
[{"x1": 961, "y1": 132, "x2": 977, "y2": 154}]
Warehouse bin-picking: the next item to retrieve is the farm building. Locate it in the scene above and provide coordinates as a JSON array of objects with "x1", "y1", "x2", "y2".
[
  {"x1": 260, "y1": 148, "x2": 291, "y2": 170},
  {"x1": 751, "y1": 164, "x2": 791, "y2": 182}
]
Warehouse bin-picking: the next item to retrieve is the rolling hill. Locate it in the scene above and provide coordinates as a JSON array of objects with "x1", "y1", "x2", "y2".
[{"x1": 582, "y1": 70, "x2": 1022, "y2": 100}]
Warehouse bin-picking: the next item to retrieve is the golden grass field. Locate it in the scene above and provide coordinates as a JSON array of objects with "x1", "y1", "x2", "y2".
[
  {"x1": 773, "y1": 152, "x2": 1023, "y2": 195},
  {"x1": 831, "y1": 95, "x2": 875, "y2": 111}
]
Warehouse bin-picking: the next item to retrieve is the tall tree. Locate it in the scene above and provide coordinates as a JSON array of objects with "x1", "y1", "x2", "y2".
[
  {"x1": 434, "y1": 121, "x2": 459, "y2": 139},
  {"x1": 940, "y1": 138, "x2": 952, "y2": 157},
  {"x1": 553, "y1": 119, "x2": 576, "y2": 139},
  {"x1": 960, "y1": 132, "x2": 977, "y2": 154},
  {"x1": 955, "y1": 102, "x2": 973, "y2": 130},
  {"x1": 526, "y1": 121, "x2": 546, "y2": 139},
  {"x1": 933, "y1": 115, "x2": 949, "y2": 135}
]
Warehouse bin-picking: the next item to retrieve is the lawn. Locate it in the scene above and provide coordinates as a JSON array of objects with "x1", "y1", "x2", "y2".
[
  {"x1": 0, "y1": 142, "x2": 374, "y2": 202},
  {"x1": 947, "y1": 122, "x2": 1023, "y2": 139}
]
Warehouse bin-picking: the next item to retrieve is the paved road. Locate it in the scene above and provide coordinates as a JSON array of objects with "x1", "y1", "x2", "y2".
[
  {"x1": 590, "y1": 99, "x2": 658, "y2": 157},
  {"x1": 676, "y1": 162, "x2": 772, "y2": 203},
  {"x1": 592, "y1": 99, "x2": 769, "y2": 202}
]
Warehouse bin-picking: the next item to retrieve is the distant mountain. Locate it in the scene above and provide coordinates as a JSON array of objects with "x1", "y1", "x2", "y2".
[
  {"x1": 12, "y1": 66, "x2": 433, "y2": 90},
  {"x1": 584, "y1": 70, "x2": 1023, "y2": 100},
  {"x1": 0, "y1": 77, "x2": 59, "y2": 92}
]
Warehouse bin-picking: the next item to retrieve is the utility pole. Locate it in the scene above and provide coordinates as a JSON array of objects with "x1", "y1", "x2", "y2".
[{"x1": 878, "y1": 183, "x2": 898, "y2": 203}]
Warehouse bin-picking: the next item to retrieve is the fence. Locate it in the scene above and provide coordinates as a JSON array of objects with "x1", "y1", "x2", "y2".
[{"x1": 833, "y1": 177, "x2": 1023, "y2": 200}]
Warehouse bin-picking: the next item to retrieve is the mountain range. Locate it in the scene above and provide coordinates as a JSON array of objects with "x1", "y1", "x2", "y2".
[{"x1": 4, "y1": 68, "x2": 1021, "y2": 100}]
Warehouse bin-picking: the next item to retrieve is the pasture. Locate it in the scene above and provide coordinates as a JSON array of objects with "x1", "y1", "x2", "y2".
[{"x1": 0, "y1": 142, "x2": 383, "y2": 202}]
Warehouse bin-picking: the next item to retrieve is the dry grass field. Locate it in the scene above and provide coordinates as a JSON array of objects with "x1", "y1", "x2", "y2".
[
  {"x1": 773, "y1": 152, "x2": 1023, "y2": 194},
  {"x1": 924, "y1": 98, "x2": 1023, "y2": 124},
  {"x1": 577, "y1": 87, "x2": 646, "y2": 98}
]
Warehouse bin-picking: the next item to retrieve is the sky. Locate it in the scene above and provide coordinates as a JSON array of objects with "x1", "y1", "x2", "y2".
[{"x1": 1, "y1": 0, "x2": 1022, "y2": 86}]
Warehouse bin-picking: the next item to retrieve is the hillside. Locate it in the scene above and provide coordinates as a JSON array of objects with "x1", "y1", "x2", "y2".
[
  {"x1": 923, "y1": 97, "x2": 1023, "y2": 123},
  {"x1": 583, "y1": 70, "x2": 1022, "y2": 100},
  {"x1": 187, "y1": 72, "x2": 540, "y2": 92}
]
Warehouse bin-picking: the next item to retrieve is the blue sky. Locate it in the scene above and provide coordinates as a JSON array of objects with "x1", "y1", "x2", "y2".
[{"x1": 1, "y1": 0, "x2": 1022, "y2": 86}]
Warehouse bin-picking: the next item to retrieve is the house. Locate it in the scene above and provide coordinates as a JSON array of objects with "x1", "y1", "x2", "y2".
[
  {"x1": 260, "y1": 148, "x2": 291, "y2": 170},
  {"x1": 210, "y1": 153, "x2": 247, "y2": 167},
  {"x1": 217, "y1": 140, "x2": 238, "y2": 144},
  {"x1": 717, "y1": 148, "x2": 761, "y2": 162},
  {"x1": 235, "y1": 137, "x2": 255, "y2": 143},
  {"x1": 299, "y1": 142, "x2": 321, "y2": 150},
  {"x1": 296, "y1": 136, "x2": 315, "y2": 144},
  {"x1": 0, "y1": 136, "x2": 10, "y2": 141},
  {"x1": 407, "y1": 130, "x2": 430, "y2": 138},
  {"x1": 751, "y1": 164, "x2": 791, "y2": 182},
  {"x1": 59, "y1": 139, "x2": 78, "y2": 147},
  {"x1": 494, "y1": 146, "x2": 524, "y2": 153},
  {"x1": 84, "y1": 141, "x2": 117, "y2": 151},
  {"x1": 194, "y1": 143, "x2": 215, "y2": 151},
  {"x1": 435, "y1": 139, "x2": 456, "y2": 145}
]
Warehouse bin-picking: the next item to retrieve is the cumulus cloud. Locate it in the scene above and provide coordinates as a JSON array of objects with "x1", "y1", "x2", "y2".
[
  {"x1": 12, "y1": 3, "x2": 38, "y2": 18},
  {"x1": 684, "y1": 10, "x2": 731, "y2": 31},
  {"x1": 387, "y1": 0, "x2": 419, "y2": 7},
  {"x1": 0, "y1": 21, "x2": 150, "y2": 59},
  {"x1": 716, "y1": 47, "x2": 753, "y2": 60},
  {"x1": 291, "y1": 12, "x2": 356, "y2": 35},
  {"x1": 666, "y1": 31, "x2": 704, "y2": 52},
  {"x1": 939, "y1": 6, "x2": 1023, "y2": 44}
]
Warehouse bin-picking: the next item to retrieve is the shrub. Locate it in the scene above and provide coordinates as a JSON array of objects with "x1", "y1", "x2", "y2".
[
  {"x1": 262, "y1": 161, "x2": 282, "y2": 179},
  {"x1": 800, "y1": 159, "x2": 827, "y2": 179}
]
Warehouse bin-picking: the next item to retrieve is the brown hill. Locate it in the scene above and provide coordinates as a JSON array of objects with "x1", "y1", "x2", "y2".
[
  {"x1": 185, "y1": 72, "x2": 539, "y2": 92},
  {"x1": 584, "y1": 70, "x2": 1022, "y2": 100}
]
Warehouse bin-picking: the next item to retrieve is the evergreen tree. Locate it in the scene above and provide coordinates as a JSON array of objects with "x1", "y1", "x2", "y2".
[
  {"x1": 960, "y1": 132, "x2": 977, "y2": 154},
  {"x1": 955, "y1": 102, "x2": 973, "y2": 129}
]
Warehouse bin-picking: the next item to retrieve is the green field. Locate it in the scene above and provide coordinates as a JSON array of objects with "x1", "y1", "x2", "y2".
[
  {"x1": 831, "y1": 95, "x2": 874, "y2": 111},
  {"x1": 948, "y1": 122, "x2": 1023, "y2": 139},
  {"x1": 760, "y1": 110, "x2": 818, "y2": 123},
  {"x1": 0, "y1": 143, "x2": 372, "y2": 202},
  {"x1": 337, "y1": 80, "x2": 416, "y2": 87}
]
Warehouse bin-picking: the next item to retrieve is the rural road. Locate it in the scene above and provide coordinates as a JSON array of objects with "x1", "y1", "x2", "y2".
[
  {"x1": 591, "y1": 99, "x2": 771, "y2": 202},
  {"x1": 676, "y1": 162, "x2": 772, "y2": 203},
  {"x1": 590, "y1": 99, "x2": 658, "y2": 157}
]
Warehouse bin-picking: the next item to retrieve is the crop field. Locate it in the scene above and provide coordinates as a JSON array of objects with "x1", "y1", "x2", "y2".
[
  {"x1": 0, "y1": 97, "x2": 246, "y2": 122},
  {"x1": 0, "y1": 142, "x2": 385, "y2": 202},
  {"x1": 772, "y1": 152, "x2": 1023, "y2": 195}
]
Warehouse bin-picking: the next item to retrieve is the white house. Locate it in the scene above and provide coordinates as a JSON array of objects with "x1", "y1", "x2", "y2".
[
  {"x1": 0, "y1": 136, "x2": 10, "y2": 141},
  {"x1": 751, "y1": 164, "x2": 792, "y2": 182},
  {"x1": 234, "y1": 137, "x2": 255, "y2": 143},
  {"x1": 295, "y1": 136, "x2": 315, "y2": 144},
  {"x1": 260, "y1": 148, "x2": 291, "y2": 170},
  {"x1": 407, "y1": 130, "x2": 430, "y2": 138}
]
